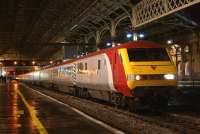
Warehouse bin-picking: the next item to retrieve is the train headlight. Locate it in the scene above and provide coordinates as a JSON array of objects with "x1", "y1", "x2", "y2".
[
  {"x1": 127, "y1": 74, "x2": 141, "y2": 80},
  {"x1": 135, "y1": 75, "x2": 141, "y2": 80},
  {"x1": 164, "y1": 74, "x2": 175, "y2": 80}
]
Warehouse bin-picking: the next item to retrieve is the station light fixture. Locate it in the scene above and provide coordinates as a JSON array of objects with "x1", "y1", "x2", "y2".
[
  {"x1": 126, "y1": 33, "x2": 133, "y2": 38},
  {"x1": 167, "y1": 39, "x2": 173, "y2": 44},
  {"x1": 14, "y1": 61, "x2": 18, "y2": 65},
  {"x1": 2, "y1": 70, "x2": 6, "y2": 76},
  {"x1": 32, "y1": 61, "x2": 36, "y2": 65},
  {"x1": 106, "y1": 42, "x2": 111, "y2": 46},
  {"x1": 138, "y1": 33, "x2": 145, "y2": 38},
  {"x1": 49, "y1": 61, "x2": 53, "y2": 64}
]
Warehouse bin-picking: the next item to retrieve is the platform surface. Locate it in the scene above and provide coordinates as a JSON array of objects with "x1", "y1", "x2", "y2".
[{"x1": 0, "y1": 81, "x2": 114, "y2": 134}]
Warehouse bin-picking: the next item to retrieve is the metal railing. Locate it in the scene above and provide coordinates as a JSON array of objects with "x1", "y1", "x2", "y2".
[{"x1": 134, "y1": 0, "x2": 200, "y2": 27}]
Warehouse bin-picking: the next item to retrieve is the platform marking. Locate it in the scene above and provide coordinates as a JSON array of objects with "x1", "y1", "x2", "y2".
[
  {"x1": 17, "y1": 89, "x2": 48, "y2": 134},
  {"x1": 22, "y1": 84, "x2": 125, "y2": 134}
]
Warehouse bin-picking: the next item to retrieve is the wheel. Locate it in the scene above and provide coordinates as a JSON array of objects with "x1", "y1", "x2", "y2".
[
  {"x1": 127, "y1": 97, "x2": 140, "y2": 112},
  {"x1": 149, "y1": 96, "x2": 169, "y2": 112}
]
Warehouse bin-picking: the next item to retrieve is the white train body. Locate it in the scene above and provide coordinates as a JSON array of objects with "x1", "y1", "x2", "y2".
[{"x1": 17, "y1": 41, "x2": 177, "y2": 106}]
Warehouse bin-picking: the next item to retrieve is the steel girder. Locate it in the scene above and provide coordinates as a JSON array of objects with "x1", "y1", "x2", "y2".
[
  {"x1": 134, "y1": 0, "x2": 200, "y2": 27},
  {"x1": 63, "y1": 0, "x2": 131, "y2": 42},
  {"x1": 67, "y1": 0, "x2": 200, "y2": 43}
]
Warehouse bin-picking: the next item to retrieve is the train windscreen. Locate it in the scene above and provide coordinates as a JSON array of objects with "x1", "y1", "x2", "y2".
[{"x1": 127, "y1": 48, "x2": 170, "y2": 61}]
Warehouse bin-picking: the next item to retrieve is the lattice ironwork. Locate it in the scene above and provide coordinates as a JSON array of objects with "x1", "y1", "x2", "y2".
[{"x1": 134, "y1": 0, "x2": 200, "y2": 28}]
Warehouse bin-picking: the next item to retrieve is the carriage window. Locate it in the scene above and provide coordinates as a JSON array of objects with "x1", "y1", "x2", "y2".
[
  {"x1": 77, "y1": 62, "x2": 84, "y2": 73},
  {"x1": 127, "y1": 48, "x2": 170, "y2": 61},
  {"x1": 98, "y1": 60, "x2": 101, "y2": 70},
  {"x1": 64, "y1": 66, "x2": 73, "y2": 75},
  {"x1": 85, "y1": 63, "x2": 87, "y2": 70}
]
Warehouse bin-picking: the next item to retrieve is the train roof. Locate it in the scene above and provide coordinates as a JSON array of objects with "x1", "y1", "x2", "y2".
[
  {"x1": 50, "y1": 40, "x2": 162, "y2": 65},
  {"x1": 18, "y1": 41, "x2": 164, "y2": 75}
]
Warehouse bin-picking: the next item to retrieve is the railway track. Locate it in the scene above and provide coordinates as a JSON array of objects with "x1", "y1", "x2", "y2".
[
  {"x1": 21, "y1": 83, "x2": 200, "y2": 134},
  {"x1": 163, "y1": 113, "x2": 200, "y2": 132}
]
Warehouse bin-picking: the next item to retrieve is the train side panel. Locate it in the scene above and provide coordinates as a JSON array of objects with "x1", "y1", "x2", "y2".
[
  {"x1": 75, "y1": 53, "x2": 116, "y2": 92},
  {"x1": 52, "y1": 64, "x2": 75, "y2": 88}
]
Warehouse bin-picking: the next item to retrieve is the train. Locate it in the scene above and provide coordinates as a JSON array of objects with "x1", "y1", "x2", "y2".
[{"x1": 17, "y1": 41, "x2": 177, "y2": 110}]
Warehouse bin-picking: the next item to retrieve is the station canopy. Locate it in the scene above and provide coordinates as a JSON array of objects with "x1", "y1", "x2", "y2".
[{"x1": 0, "y1": 0, "x2": 199, "y2": 60}]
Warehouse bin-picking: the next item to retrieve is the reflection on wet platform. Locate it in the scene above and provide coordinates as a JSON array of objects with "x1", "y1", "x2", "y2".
[
  {"x1": 0, "y1": 81, "x2": 114, "y2": 134},
  {"x1": 0, "y1": 82, "x2": 38, "y2": 134}
]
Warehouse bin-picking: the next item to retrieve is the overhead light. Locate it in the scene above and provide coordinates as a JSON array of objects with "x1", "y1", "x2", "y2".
[
  {"x1": 14, "y1": 61, "x2": 17, "y2": 65},
  {"x1": 126, "y1": 33, "x2": 133, "y2": 38},
  {"x1": 106, "y1": 43, "x2": 111, "y2": 46},
  {"x1": 138, "y1": 33, "x2": 145, "y2": 38},
  {"x1": 167, "y1": 40, "x2": 173, "y2": 44},
  {"x1": 32, "y1": 61, "x2": 36, "y2": 65},
  {"x1": 2, "y1": 70, "x2": 6, "y2": 76},
  {"x1": 49, "y1": 61, "x2": 53, "y2": 64}
]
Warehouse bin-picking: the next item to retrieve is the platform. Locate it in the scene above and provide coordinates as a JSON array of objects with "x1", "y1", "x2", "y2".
[
  {"x1": 178, "y1": 80, "x2": 200, "y2": 88},
  {"x1": 0, "y1": 81, "x2": 114, "y2": 134}
]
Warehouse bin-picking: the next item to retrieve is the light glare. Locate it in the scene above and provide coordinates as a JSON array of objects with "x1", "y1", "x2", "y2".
[
  {"x1": 167, "y1": 40, "x2": 173, "y2": 44},
  {"x1": 126, "y1": 33, "x2": 132, "y2": 38},
  {"x1": 14, "y1": 61, "x2": 17, "y2": 65},
  {"x1": 135, "y1": 75, "x2": 141, "y2": 80},
  {"x1": 139, "y1": 33, "x2": 144, "y2": 38},
  {"x1": 106, "y1": 43, "x2": 111, "y2": 46},
  {"x1": 2, "y1": 70, "x2": 6, "y2": 76}
]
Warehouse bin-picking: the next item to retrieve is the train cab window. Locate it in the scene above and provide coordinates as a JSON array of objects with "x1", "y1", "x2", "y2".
[
  {"x1": 98, "y1": 60, "x2": 101, "y2": 70},
  {"x1": 127, "y1": 48, "x2": 170, "y2": 61}
]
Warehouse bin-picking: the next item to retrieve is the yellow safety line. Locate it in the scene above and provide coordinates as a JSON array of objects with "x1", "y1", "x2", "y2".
[{"x1": 17, "y1": 90, "x2": 48, "y2": 134}]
